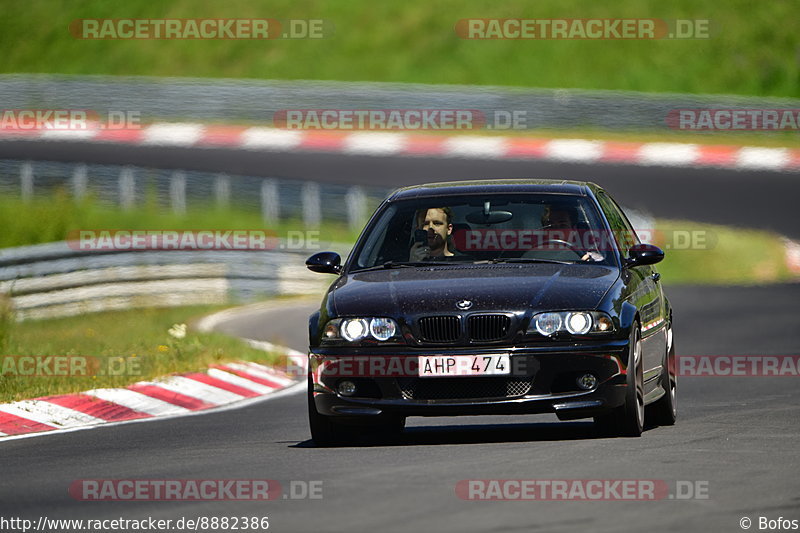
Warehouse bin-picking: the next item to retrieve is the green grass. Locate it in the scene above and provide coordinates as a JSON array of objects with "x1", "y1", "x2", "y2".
[
  {"x1": 0, "y1": 190, "x2": 362, "y2": 249},
  {"x1": 654, "y1": 219, "x2": 793, "y2": 285},
  {"x1": 0, "y1": 0, "x2": 797, "y2": 98},
  {"x1": 0, "y1": 305, "x2": 288, "y2": 403}
]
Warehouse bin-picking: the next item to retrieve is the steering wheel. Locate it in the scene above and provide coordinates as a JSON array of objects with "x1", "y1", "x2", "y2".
[{"x1": 536, "y1": 238, "x2": 587, "y2": 259}]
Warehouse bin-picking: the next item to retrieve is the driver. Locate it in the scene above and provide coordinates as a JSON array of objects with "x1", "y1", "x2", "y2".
[
  {"x1": 541, "y1": 205, "x2": 604, "y2": 262},
  {"x1": 409, "y1": 207, "x2": 455, "y2": 260}
]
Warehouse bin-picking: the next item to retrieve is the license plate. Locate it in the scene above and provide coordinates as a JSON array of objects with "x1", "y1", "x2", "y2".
[{"x1": 418, "y1": 354, "x2": 511, "y2": 377}]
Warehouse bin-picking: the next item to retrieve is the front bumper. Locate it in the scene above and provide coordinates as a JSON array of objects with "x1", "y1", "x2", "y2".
[{"x1": 310, "y1": 341, "x2": 630, "y2": 421}]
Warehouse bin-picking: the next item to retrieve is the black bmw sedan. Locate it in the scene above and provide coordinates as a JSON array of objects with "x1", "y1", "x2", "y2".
[{"x1": 305, "y1": 179, "x2": 677, "y2": 445}]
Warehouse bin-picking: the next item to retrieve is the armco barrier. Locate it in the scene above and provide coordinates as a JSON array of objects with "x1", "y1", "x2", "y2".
[
  {"x1": 2, "y1": 74, "x2": 800, "y2": 133},
  {"x1": 0, "y1": 240, "x2": 348, "y2": 321}
]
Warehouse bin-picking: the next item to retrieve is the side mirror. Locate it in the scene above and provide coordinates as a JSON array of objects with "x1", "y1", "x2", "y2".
[
  {"x1": 306, "y1": 252, "x2": 342, "y2": 274},
  {"x1": 626, "y1": 243, "x2": 664, "y2": 267}
]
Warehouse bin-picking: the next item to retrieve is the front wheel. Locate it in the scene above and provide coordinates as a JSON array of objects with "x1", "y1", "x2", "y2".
[
  {"x1": 649, "y1": 327, "x2": 677, "y2": 426},
  {"x1": 595, "y1": 324, "x2": 644, "y2": 437},
  {"x1": 308, "y1": 378, "x2": 358, "y2": 446},
  {"x1": 307, "y1": 378, "x2": 406, "y2": 446}
]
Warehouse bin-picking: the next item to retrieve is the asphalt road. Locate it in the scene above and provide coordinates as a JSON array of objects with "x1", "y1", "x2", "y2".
[
  {"x1": 1, "y1": 284, "x2": 799, "y2": 533},
  {"x1": 1, "y1": 140, "x2": 799, "y2": 239},
  {"x1": 1, "y1": 142, "x2": 798, "y2": 532}
]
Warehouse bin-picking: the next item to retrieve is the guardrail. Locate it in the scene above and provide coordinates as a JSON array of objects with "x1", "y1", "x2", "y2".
[
  {"x1": 0, "y1": 240, "x2": 348, "y2": 321},
  {"x1": 0, "y1": 159, "x2": 388, "y2": 229},
  {"x1": 3, "y1": 74, "x2": 799, "y2": 133}
]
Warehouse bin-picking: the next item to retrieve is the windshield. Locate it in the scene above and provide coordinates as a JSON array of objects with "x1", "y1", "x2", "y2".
[{"x1": 349, "y1": 193, "x2": 617, "y2": 271}]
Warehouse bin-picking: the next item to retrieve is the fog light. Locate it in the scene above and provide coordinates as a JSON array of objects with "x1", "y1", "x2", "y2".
[
  {"x1": 338, "y1": 380, "x2": 357, "y2": 397},
  {"x1": 576, "y1": 373, "x2": 597, "y2": 390}
]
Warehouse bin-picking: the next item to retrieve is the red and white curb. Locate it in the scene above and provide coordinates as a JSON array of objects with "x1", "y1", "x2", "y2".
[
  {"x1": 1, "y1": 123, "x2": 799, "y2": 172},
  {"x1": 0, "y1": 340, "x2": 305, "y2": 442}
]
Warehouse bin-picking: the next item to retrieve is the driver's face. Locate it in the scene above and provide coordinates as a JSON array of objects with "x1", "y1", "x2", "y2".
[{"x1": 421, "y1": 208, "x2": 452, "y2": 248}]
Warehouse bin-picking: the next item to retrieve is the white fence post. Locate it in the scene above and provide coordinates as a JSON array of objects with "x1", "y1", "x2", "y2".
[
  {"x1": 170, "y1": 171, "x2": 186, "y2": 215},
  {"x1": 261, "y1": 179, "x2": 279, "y2": 225},
  {"x1": 214, "y1": 174, "x2": 230, "y2": 208},
  {"x1": 119, "y1": 167, "x2": 135, "y2": 210},
  {"x1": 302, "y1": 181, "x2": 321, "y2": 228},
  {"x1": 20, "y1": 162, "x2": 33, "y2": 202},
  {"x1": 345, "y1": 185, "x2": 367, "y2": 231},
  {"x1": 71, "y1": 164, "x2": 87, "y2": 201}
]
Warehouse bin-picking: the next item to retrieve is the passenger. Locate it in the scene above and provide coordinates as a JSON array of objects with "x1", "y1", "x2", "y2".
[{"x1": 541, "y1": 205, "x2": 604, "y2": 262}]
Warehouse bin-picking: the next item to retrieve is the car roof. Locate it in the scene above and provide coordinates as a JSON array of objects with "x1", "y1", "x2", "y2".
[{"x1": 387, "y1": 179, "x2": 599, "y2": 201}]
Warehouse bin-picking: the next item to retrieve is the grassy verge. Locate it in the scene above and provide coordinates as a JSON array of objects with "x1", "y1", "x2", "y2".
[
  {"x1": 1, "y1": 0, "x2": 797, "y2": 98},
  {"x1": 0, "y1": 191, "x2": 362, "y2": 249},
  {"x1": 0, "y1": 304, "x2": 287, "y2": 403},
  {"x1": 653, "y1": 219, "x2": 793, "y2": 285}
]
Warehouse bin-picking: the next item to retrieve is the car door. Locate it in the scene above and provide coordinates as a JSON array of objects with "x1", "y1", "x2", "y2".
[{"x1": 595, "y1": 190, "x2": 667, "y2": 386}]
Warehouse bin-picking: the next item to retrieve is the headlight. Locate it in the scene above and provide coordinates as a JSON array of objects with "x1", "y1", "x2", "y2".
[
  {"x1": 369, "y1": 318, "x2": 397, "y2": 341},
  {"x1": 341, "y1": 318, "x2": 370, "y2": 341},
  {"x1": 323, "y1": 317, "x2": 400, "y2": 343},
  {"x1": 535, "y1": 313, "x2": 562, "y2": 336},
  {"x1": 565, "y1": 312, "x2": 592, "y2": 335},
  {"x1": 529, "y1": 311, "x2": 615, "y2": 336}
]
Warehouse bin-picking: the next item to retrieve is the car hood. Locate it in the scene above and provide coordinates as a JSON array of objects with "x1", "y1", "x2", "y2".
[{"x1": 330, "y1": 263, "x2": 619, "y2": 316}]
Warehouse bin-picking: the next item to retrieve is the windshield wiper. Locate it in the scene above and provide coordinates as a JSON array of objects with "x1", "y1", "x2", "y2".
[
  {"x1": 486, "y1": 258, "x2": 573, "y2": 265},
  {"x1": 352, "y1": 261, "x2": 443, "y2": 272}
]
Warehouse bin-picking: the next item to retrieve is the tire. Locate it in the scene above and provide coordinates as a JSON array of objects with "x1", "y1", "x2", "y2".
[
  {"x1": 594, "y1": 323, "x2": 644, "y2": 437},
  {"x1": 649, "y1": 326, "x2": 677, "y2": 426},
  {"x1": 307, "y1": 377, "x2": 357, "y2": 447}
]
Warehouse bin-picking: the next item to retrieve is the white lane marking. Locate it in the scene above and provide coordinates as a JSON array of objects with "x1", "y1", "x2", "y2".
[
  {"x1": 207, "y1": 368, "x2": 277, "y2": 394},
  {"x1": 735, "y1": 147, "x2": 790, "y2": 170},
  {"x1": 224, "y1": 362, "x2": 296, "y2": 386},
  {"x1": 637, "y1": 143, "x2": 700, "y2": 166},
  {"x1": 544, "y1": 139, "x2": 604, "y2": 162},
  {"x1": 0, "y1": 400, "x2": 103, "y2": 428},
  {"x1": 85, "y1": 388, "x2": 190, "y2": 416},
  {"x1": 244, "y1": 338, "x2": 305, "y2": 358},
  {"x1": 442, "y1": 136, "x2": 509, "y2": 158},
  {"x1": 149, "y1": 375, "x2": 245, "y2": 405},
  {"x1": 342, "y1": 132, "x2": 407, "y2": 155},
  {"x1": 240, "y1": 127, "x2": 303, "y2": 150}
]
